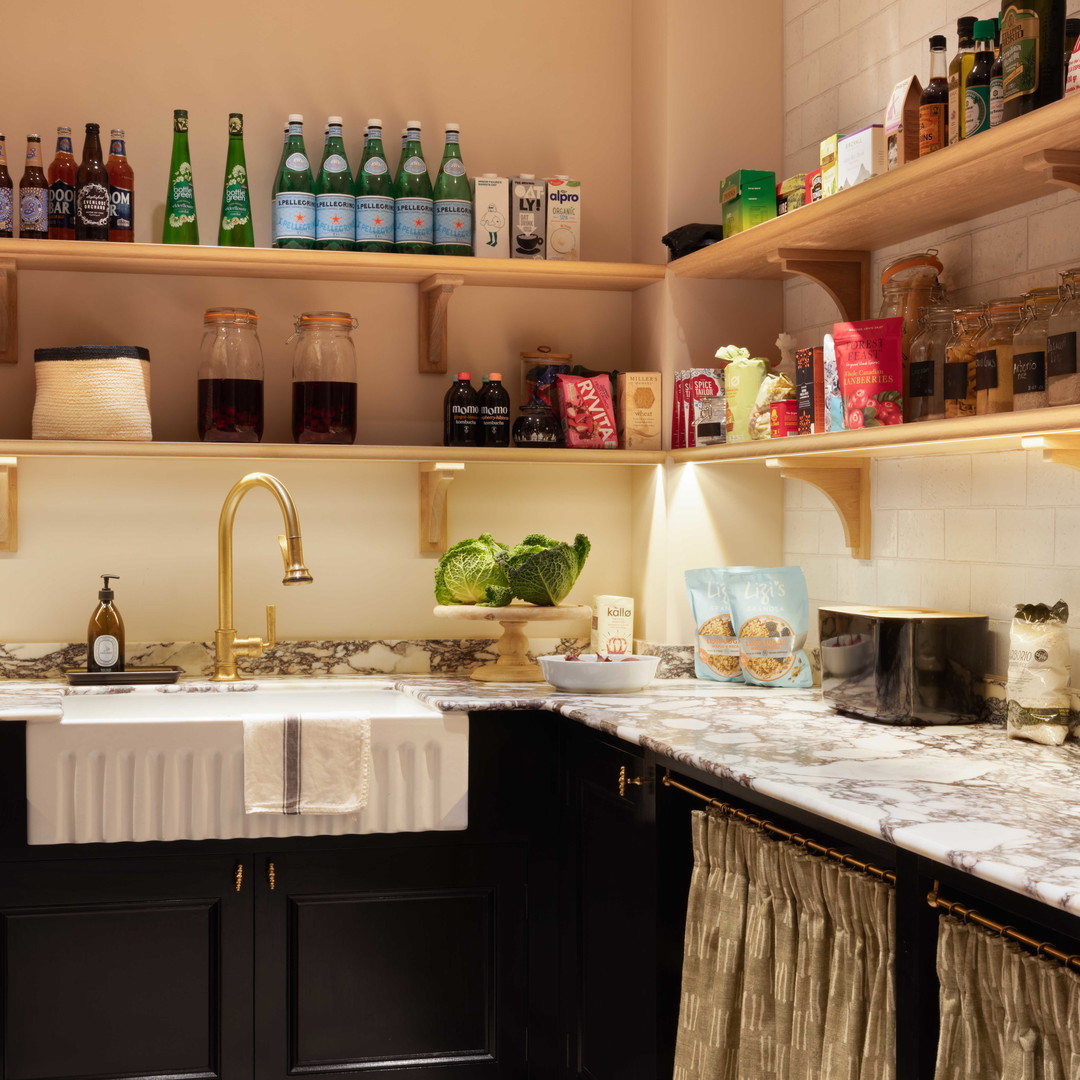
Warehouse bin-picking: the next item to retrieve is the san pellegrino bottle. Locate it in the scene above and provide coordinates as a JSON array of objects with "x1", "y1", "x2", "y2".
[
  {"x1": 433, "y1": 123, "x2": 473, "y2": 256},
  {"x1": 355, "y1": 118, "x2": 394, "y2": 252},
  {"x1": 394, "y1": 121, "x2": 433, "y2": 254},
  {"x1": 218, "y1": 113, "x2": 253, "y2": 246},
  {"x1": 315, "y1": 116, "x2": 355, "y2": 251},
  {"x1": 273, "y1": 114, "x2": 315, "y2": 249},
  {"x1": 394, "y1": 127, "x2": 408, "y2": 185},
  {"x1": 19, "y1": 134, "x2": 49, "y2": 240},
  {"x1": 47, "y1": 126, "x2": 77, "y2": 239},
  {"x1": 163, "y1": 110, "x2": 199, "y2": 244},
  {"x1": 76, "y1": 123, "x2": 110, "y2": 242}
]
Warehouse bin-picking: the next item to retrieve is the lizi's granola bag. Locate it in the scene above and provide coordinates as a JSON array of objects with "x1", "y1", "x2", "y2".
[
  {"x1": 685, "y1": 567, "x2": 745, "y2": 682},
  {"x1": 727, "y1": 566, "x2": 813, "y2": 687}
]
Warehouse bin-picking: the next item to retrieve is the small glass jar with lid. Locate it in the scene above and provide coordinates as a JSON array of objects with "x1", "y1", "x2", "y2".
[
  {"x1": 290, "y1": 311, "x2": 358, "y2": 444},
  {"x1": 973, "y1": 297, "x2": 1025, "y2": 415},
  {"x1": 905, "y1": 305, "x2": 954, "y2": 422},
  {"x1": 197, "y1": 307, "x2": 263, "y2": 442},
  {"x1": 1046, "y1": 267, "x2": 1080, "y2": 406},
  {"x1": 512, "y1": 405, "x2": 562, "y2": 447},
  {"x1": 1011, "y1": 286, "x2": 1059, "y2": 412},
  {"x1": 943, "y1": 306, "x2": 986, "y2": 418}
]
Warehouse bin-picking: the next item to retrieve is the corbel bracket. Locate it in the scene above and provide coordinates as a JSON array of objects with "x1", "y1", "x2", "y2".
[
  {"x1": 1028, "y1": 434, "x2": 1080, "y2": 471},
  {"x1": 0, "y1": 458, "x2": 18, "y2": 552},
  {"x1": 770, "y1": 248, "x2": 871, "y2": 322},
  {"x1": 0, "y1": 259, "x2": 16, "y2": 365},
  {"x1": 419, "y1": 461, "x2": 465, "y2": 554},
  {"x1": 418, "y1": 274, "x2": 465, "y2": 375},
  {"x1": 1022, "y1": 149, "x2": 1080, "y2": 194}
]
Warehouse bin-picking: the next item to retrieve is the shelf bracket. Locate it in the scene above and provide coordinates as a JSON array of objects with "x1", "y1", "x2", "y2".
[
  {"x1": 766, "y1": 455, "x2": 870, "y2": 560},
  {"x1": 1022, "y1": 149, "x2": 1080, "y2": 194},
  {"x1": 0, "y1": 259, "x2": 16, "y2": 365},
  {"x1": 0, "y1": 457, "x2": 17, "y2": 552},
  {"x1": 418, "y1": 274, "x2": 465, "y2": 375},
  {"x1": 770, "y1": 248, "x2": 871, "y2": 322},
  {"x1": 419, "y1": 461, "x2": 465, "y2": 554},
  {"x1": 1029, "y1": 434, "x2": 1080, "y2": 471}
]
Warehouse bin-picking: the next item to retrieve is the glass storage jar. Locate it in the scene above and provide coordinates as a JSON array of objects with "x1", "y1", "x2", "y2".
[
  {"x1": 974, "y1": 297, "x2": 1025, "y2": 415},
  {"x1": 878, "y1": 249, "x2": 946, "y2": 368},
  {"x1": 512, "y1": 406, "x2": 561, "y2": 447},
  {"x1": 1011, "y1": 286, "x2": 1059, "y2": 412},
  {"x1": 943, "y1": 306, "x2": 986, "y2": 418},
  {"x1": 290, "y1": 311, "x2": 358, "y2": 444},
  {"x1": 197, "y1": 307, "x2": 263, "y2": 442},
  {"x1": 1046, "y1": 267, "x2": 1080, "y2": 406},
  {"x1": 905, "y1": 305, "x2": 954, "y2": 422}
]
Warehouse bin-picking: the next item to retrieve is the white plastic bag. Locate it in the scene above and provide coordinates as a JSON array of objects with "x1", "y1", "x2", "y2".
[{"x1": 1007, "y1": 600, "x2": 1071, "y2": 746}]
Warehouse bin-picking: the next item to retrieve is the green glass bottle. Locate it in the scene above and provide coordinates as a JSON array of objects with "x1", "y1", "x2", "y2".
[
  {"x1": 433, "y1": 123, "x2": 473, "y2": 257},
  {"x1": 1001, "y1": 0, "x2": 1065, "y2": 121},
  {"x1": 163, "y1": 109, "x2": 199, "y2": 244},
  {"x1": 354, "y1": 118, "x2": 394, "y2": 253},
  {"x1": 393, "y1": 127, "x2": 408, "y2": 186},
  {"x1": 272, "y1": 114, "x2": 315, "y2": 249},
  {"x1": 393, "y1": 121, "x2": 433, "y2": 254},
  {"x1": 218, "y1": 113, "x2": 253, "y2": 247},
  {"x1": 315, "y1": 116, "x2": 355, "y2": 251}
]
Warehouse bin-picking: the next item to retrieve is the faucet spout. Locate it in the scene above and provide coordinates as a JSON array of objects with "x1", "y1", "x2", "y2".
[{"x1": 213, "y1": 472, "x2": 313, "y2": 682}]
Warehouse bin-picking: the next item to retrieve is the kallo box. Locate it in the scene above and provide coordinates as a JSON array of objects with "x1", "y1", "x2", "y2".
[
  {"x1": 616, "y1": 371, "x2": 662, "y2": 450},
  {"x1": 546, "y1": 175, "x2": 581, "y2": 261},
  {"x1": 472, "y1": 174, "x2": 510, "y2": 258},
  {"x1": 511, "y1": 174, "x2": 546, "y2": 259}
]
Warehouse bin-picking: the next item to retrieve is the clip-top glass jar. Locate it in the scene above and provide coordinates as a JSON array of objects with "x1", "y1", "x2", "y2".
[
  {"x1": 1047, "y1": 267, "x2": 1080, "y2": 406},
  {"x1": 1011, "y1": 286, "x2": 1059, "y2": 412},
  {"x1": 290, "y1": 311, "x2": 358, "y2": 444},
  {"x1": 878, "y1": 249, "x2": 946, "y2": 365},
  {"x1": 974, "y1": 297, "x2": 1025, "y2": 415},
  {"x1": 906, "y1": 305, "x2": 954, "y2": 422},
  {"x1": 943, "y1": 306, "x2": 986, "y2": 418},
  {"x1": 197, "y1": 307, "x2": 263, "y2": 442}
]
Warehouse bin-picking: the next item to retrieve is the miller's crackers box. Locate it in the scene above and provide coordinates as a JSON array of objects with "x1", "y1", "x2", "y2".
[
  {"x1": 616, "y1": 371, "x2": 662, "y2": 450},
  {"x1": 546, "y1": 175, "x2": 582, "y2": 261}
]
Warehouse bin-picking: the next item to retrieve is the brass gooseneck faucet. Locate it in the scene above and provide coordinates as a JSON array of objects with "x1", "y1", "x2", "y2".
[{"x1": 212, "y1": 472, "x2": 313, "y2": 682}]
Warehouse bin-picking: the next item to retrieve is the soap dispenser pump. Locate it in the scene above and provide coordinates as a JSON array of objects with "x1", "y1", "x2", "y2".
[{"x1": 88, "y1": 574, "x2": 125, "y2": 673}]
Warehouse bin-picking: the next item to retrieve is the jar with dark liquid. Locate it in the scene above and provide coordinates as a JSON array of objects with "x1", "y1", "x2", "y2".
[
  {"x1": 197, "y1": 307, "x2": 263, "y2": 441},
  {"x1": 291, "y1": 311, "x2": 358, "y2": 444}
]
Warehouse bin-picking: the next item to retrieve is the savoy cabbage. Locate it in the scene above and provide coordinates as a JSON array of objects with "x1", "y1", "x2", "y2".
[
  {"x1": 434, "y1": 534, "x2": 510, "y2": 605},
  {"x1": 496, "y1": 533, "x2": 591, "y2": 606}
]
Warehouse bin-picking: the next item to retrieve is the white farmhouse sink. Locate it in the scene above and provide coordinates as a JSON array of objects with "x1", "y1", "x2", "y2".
[{"x1": 26, "y1": 684, "x2": 469, "y2": 845}]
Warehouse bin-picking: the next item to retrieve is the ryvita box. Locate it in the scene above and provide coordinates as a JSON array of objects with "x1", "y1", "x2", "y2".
[
  {"x1": 720, "y1": 169, "x2": 776, "y2": 236},
  {"x1": 511, "y1": 174, "x2": 546, "y2": 259},
  {"x1": 472, "y1": 174, "x2": 510, "y2": 258},
  {"x1": 546, "y1": 175, "x2": 581, "y2": 261}
]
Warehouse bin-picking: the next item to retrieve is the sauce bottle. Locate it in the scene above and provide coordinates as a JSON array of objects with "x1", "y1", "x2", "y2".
[
  {"x1": 919, "y1": 35, "x2": 950, "y2": 155},
  {"x1": 964, "y1": 21, "x2": 997, "y2": 137},
  {"x1": 88, "y1": 575, "x2": 125, "y2": 673},
  {"x1": 948, "y1": 17, "x2": 977, "y2": 144}
]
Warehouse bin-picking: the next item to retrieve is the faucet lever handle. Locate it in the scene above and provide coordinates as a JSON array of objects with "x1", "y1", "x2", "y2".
[{"x1": 265, "y1": 605, "x2": 276, "y2": 649}]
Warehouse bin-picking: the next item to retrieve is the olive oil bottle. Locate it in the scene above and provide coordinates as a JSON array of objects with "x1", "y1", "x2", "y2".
[
  {"x1": 87, "y1": 574, "x2": 125, "y2": 673},
  {"x1": 1001, "y1": 0, "x2": 1065, "y2": 121}
]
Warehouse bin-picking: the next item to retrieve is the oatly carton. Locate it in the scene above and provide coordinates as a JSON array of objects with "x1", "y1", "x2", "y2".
[
  {"x1": 472, "y1": 174, "x2": 510, "y2": 258},
  {"x1": 511, "y1": 174, "x2": 547, "y2": 259},
  {"x1": 546, "y1": 175, "x2": 581, "y2": 261}
]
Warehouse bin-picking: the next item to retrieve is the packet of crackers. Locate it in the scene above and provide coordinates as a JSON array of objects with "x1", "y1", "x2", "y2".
[{"x1": 554, "y1": 372, "x2": 618, "y2": 448}]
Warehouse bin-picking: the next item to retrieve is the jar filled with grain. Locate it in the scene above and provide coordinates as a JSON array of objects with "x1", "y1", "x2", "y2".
[
  {"x1": 943, "y1": 306, "x2": 986, "y2": 418},
  {"x1": 974, "y1": 298, "x2": 1025, "y2": 415},
  {"x1": 1011, "y1": 286, "x2": 1058, "y2": 413},
  {"x1": 1046, "y1": 267, "x2": 1080, "y2": 406},
  {"x1": 878, "y1": 250, "x2": 946, "y2": 403},
  {"x1": 906, "y1": 305, "x2": 954, "y2": 422}
]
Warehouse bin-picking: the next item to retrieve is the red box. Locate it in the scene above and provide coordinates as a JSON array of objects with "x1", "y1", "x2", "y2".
[
  {"x1": 805, "y1": 168, "x2": 823, "y2": 204},
  {"x1": 769, "y1": 399, "x2": 798, "y2": 438}
]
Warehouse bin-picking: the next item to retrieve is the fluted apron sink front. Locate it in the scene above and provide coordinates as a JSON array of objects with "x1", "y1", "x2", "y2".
[{"x1": 26, "y1": 684, "x2": 468, "y2": 845}]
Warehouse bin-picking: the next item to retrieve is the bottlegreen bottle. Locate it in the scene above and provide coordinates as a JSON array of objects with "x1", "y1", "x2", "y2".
[
  {"x1": 393, "y1": 121, "x2": 433, "y2": 254},
  {"x1": 272, "y1": 114, "x2": 315, "y2": 249},
  {"x1": 163, "y1": 109, "x2": 199, "y2": 244},
  {"x1": 218, "y1": 113, "x2": 253, "y2": 247},
  {"x1": 433, "y1": 123, "x2": 473, "y2": 257},
  {"x1": 355, "y1": 118, "x2": 394, "y2": 253},
  {"x1": 315, "y1": 116, "x2": 355, "y2": 251}
]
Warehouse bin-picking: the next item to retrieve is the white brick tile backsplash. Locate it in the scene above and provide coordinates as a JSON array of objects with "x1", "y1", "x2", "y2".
[
  {"x1": 1055, "y1": 507, "x2": 1080, "y2": 567},
  {"x1": 1028, "y1": 450, "x2": 1080, "y2": 507},
  {"x1": 876, "y1": 558, "x2": 924, "y2": 605},
  {"x1": 784, "y1": 509, "x2": 822, "y2": 554},
  {"x1": 819, "y1": 507, "x2": 850, "y2": 554},
  {"x1": 785, "y1": 53, "x2": 822, "y2": 111},
  {"x1": 872, "y1": 509, "x2": 899, "y2": 557},
  {"x1": 838, "y1": 0, "x2": 871, "y2": 34},
  {"x1": 997, "y1": 508, "x2": 1054, "y2": 564},
  {"x1": 785, "y1": 14, "x2": 805, "y2": 65},
  {"x1": 899, "y1": 0, "x2": 947, "y2": 46},
  {"x1": 944, "y1": 509, "x2": 997, "y2": 562},
  {"x1": 799, "y1": 87, "x2": 840, "y2": 150},
  {"x1": 898, "y1": 509, "x2": 945, "y2": 558},
  {"x1": 972, "y1": 450, "x2": 1028, "y2": 506},
  {"x1": 783, "y1": 477, "x2": 804, "y2": 510},
  {"x1": 969, "y1": 219, "x2": 1028, "y2": 284},
  {"x1": 921, "y1": 560, "x2": 972, "y2": 612},
  {"x1": 838, "y1": 68, "x2": 879, "y2": 129},
  {"x1": 921, "y1": 455, "x2": 971, "y2": 507},
  {"x1": 794, "y1": 554, "x2": 840, "y2": 599},
  {"x1": 1024, "y1": 566, "x2": 1080, "y2": 623},
  {"x1": 789, "y1": 0, "x2": 825, "y2": 21},
  {"x1": 857, "y1": 4, "x2": 900, "y2": 67},
  {"x1": 803, "y1": 0, "x2": 841, "y2": 54},
  {"x1": 836, "y1": 557, "x2": 878, "y2": 603},
  {"x1": 1027, "y1": 200, "x2": 1080, "y2": 273},
  {"x1": 875, "y1": 458, "x2": 923, "y2": 508},
  {"x1": 970, "y1": 563, "x2": 1023, "y2": 622}
]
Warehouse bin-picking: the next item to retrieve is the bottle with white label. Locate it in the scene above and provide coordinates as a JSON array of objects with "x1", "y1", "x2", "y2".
[
  {"x1": 273, "y1": 114, "x2": 315, "y2": 249},
  {"x1": 315, "y1": 117, "x2": 354, "y2": 251},
  {"x1": 87, "y1": 574, "x2": 125, "y2": 673},
  {"x1": 433, "y1": 123, "x2": 472, "y2": 256},
  {"x1": 355, "y1": 119, "x2": 394, "y2": 252},
  {"x1": 393, "y1": 121, "x2": 433, "y2": 254}
]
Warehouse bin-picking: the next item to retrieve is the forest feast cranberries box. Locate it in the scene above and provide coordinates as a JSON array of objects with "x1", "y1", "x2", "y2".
[
  {"x1": 546, "y1": 176, "x2": 581, "y2": 261},
  {"x1": 472, "y1": 174, "x2": 510, "y2": 257}
]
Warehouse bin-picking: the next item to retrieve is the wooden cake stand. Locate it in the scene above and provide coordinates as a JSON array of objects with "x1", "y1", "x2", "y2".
[{"x1": 434, "y1": 603, "x2": 592, "y2": 682}]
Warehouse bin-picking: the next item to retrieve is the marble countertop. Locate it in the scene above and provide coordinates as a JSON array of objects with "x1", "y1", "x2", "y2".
[{"x1": 3, "y1": 673, "x2": 1080, "y2": 918}]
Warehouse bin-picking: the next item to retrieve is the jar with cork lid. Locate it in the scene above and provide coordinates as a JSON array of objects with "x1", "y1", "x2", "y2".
[{"x1": 1046, "y1": 267, "x2": 1080, "y2": 406}]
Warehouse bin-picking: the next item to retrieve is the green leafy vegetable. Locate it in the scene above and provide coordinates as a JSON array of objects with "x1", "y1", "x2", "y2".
[
  {"x1": 434, "y1": 534, "x2": 510, "y2": 605},
  {"x1": 496, "y1": 533, "x2": 591, "y2": 606}
]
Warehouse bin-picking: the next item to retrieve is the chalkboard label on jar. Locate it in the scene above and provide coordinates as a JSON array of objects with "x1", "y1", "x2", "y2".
[
  {"x1": 975, "y1": 349, "x2": 999, "y2": 391},
  {"x1": 909, "y1": 360, "x2": 935, "y2": 399},
  {"x1": 1013, "y1": 351, "x2": 1046, "y2": 394},
  {"x1": 1047, "y1": 331, "x2": 1077, "y2": 377},
  {"x1": 943, "y1": 361, "x2": 970, "y2": 400}
]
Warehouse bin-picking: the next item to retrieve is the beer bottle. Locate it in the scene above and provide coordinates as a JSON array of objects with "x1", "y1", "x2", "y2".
[
  {"x1": 0, "y1": 136, "x2": 13, "y2": 240},
  {"x1": 75, "y1": 123, "x2": 110, "y2": 242},
  {"x1": 47, "y1": 126, "x2": 77, "y2": 240},
  {"x1": 106, "y1": 129, "x2": 134, "y2": 242},
  {"x1": 272, "y1": 114, "x2": 315, "y2": 249},
  {"x1": 354, "y1": 118, "x2": 394, "y2": 253},
  {"x1": 1002, "y1": 0, "x2": 1066, "y2": 121},
  {"x1": 163, "y1": 110, "x2": 199, "y2": 244},
  {"x1": 315, "y1": 117, "x2": 355, "y2": 251},
  {"x1": 218, "y1": 113, "x2": 254, "y2": 247},
  {"x1": 393, "y1": 121, "x2": 433, "y2": 254},
  {"x1": 433, "y1": 123, "x2": 473, "y2": 257},
  {"x1": 19, "y1": 135, "x2": 49, "y2": 240}
]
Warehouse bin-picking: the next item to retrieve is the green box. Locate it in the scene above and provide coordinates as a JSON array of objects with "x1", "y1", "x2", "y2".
[{"x1": 720, "y1": 169, "x2": 777, "y2": 237}]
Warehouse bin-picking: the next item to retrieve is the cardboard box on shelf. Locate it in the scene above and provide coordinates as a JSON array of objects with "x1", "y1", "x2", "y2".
[
  {"x1": 617, "y1": 372, "x2": 662, "y2": 449},
  {"x1": 546, "y1": 175, "x2": 581, "y2": 261},
  {"x1": 795, "y1": 346, "x2": 825, "y2": 434},
  {"x1": 777, "y1": 173, "x2": 807, "y2": 215},
  {"x1": 720, "y1": 169, "x2": 777, "y2": 236},
  {"x1": 819, "y1": 135, "x2": 839, "y2": 197},
  {"x1": 472, "y1": 174, "x2": 510, "y2": 258},
  {"x1": 805, "y1": 167, "x2": 823, "y2": 203},
  {"x1": 884, "y1": 76, "x2": 923, "y2": 169},
  {"x1": 838, "y1": 125, "x2": 886, "y2": 189}
]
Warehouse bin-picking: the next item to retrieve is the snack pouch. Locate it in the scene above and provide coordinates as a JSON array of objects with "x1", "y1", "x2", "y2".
[
  {"x1": 833, "y1": 317, "x2": 904, "y2": 429},
  {"x1": 823, "y1": 333, "x2": 845, "y2": 431},
  {"x1": 727, "y1": 566, "x2": 813, "y2": 687},
  {"x1": 554, "y1": 373, "x2": 618, "y2": 448},
  {"x1": 1007, "y1": 600, "x2": 1071, "y2": 746},
  {"x1": 684, "y1": 567, "x2": 745, "y2": 682}
]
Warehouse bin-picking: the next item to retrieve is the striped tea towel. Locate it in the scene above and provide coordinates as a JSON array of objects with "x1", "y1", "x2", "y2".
[{"x1": 243, "y1": 712, "x2": 371, "y2": 815}]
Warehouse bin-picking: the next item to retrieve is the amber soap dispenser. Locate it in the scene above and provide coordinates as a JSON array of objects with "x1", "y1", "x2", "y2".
[{"x1": 87, "y1": 574, "x2": 125, "y2": 672}]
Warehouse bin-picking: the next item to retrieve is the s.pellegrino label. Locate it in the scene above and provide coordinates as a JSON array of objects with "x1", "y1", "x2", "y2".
[
  {"x1": 1047, "y1": 331, "x2": 1077, "y2": 376},
  {"x1": 49, "y1": 180, "x2": 74, "y2": 231},
  {"x1": 273, "y1": 191, "x2": 316, "y2": 243},
  {"x1": 394, "y1": 196, "x2": 433, "y2": 244},
  {"x1": 316, "y1": 193, "x2": 355, "y2": 242},
  {"x1": 356, "y1": 195, "x2": 394, "y2": 243},
  {"x1": 434, "y1": 200, "x2": 472, "y2": 246},
  {"x1": 1013, "y1": 351, "x2": 1046, "y2": 393},
  {"x1": 77, "y1": 182, "x2": 110, "y2": 228},
  {"x1": 975, "y1": 349, "x2": 999, "y2": 391}
]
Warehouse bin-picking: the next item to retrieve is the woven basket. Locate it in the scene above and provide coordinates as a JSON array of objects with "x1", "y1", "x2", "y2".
[{"x1": 33, "y1": 346, "x2": 152, "y2": 441}]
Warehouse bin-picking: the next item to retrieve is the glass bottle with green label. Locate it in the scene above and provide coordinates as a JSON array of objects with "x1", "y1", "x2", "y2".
[
  {"x1": 1001, "y1": 0, "x2": 1065, "y2": 121},
  {"x1": 218, "y1": 113, "x2": 253, "y2": 247},
  {"x1": 355, "y1": 118, "x2": 394, "y2": 253},
  {"x1": 433, "y1": 123, "x2": 473, "y2": 257},
  {"x1": 163, "y1": 110, "x2": 199, "y2": 244},
  {"x1": 272, "y1": 114, "x2": 315, "y2": 249},
  {"x1": 964, "y1": 21, "x2": 996, "y2": 137},
  {"x1": 315, "y1": 117, "x2": 355, "y2": 251},
  {"x1": 393, "y1": 121, "x2": 433, "y2": 254},
  {"x1": 948, "y1": 17, "x2": 977, "y2": 143}
]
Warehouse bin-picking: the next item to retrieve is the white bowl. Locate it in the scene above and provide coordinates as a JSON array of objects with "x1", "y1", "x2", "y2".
[{"x1": 537, "y1": 653, "x2": 660, "y2": 694}]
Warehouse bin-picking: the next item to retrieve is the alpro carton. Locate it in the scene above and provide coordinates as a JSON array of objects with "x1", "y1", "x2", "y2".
[
  {"x1": 472, "y1": 174, "x2": 510, "y2": 258},
  {"x1": 511, "y1": 174, "x2": 546, "y2": 259},
  {"x1": 546, "y1": 175, "x2": 581, "y2": 261},
  {"x1": 720, "y1": 169, "x2": 776, "y2": 236}
]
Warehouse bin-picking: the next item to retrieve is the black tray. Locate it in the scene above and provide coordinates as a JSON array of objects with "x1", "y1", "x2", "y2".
[{"x1": 64, "y1": 666, "x2": 183, "y2": 686}]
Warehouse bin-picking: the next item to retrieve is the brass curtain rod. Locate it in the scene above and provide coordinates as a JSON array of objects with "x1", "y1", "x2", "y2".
[
  {"x1": 928, "y1": 888, "x2": 1080, "y2": 973},
  {"x1": 661, "y1": 771, "x2": 897, "y2": 886}
]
